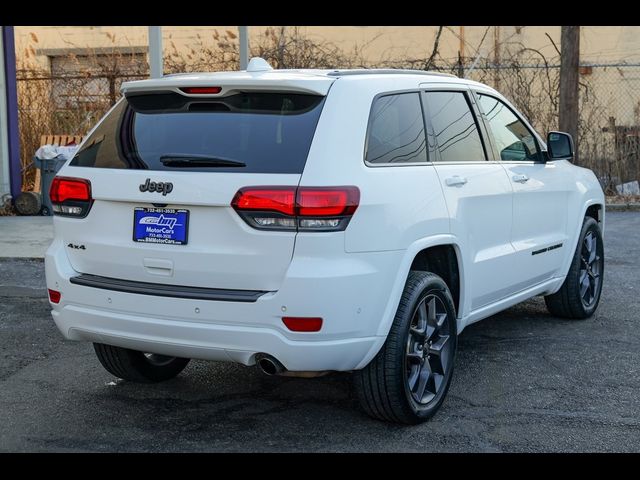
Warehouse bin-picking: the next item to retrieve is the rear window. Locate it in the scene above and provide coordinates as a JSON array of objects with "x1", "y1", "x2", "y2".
[{"x1": 70, "y1": 91, "x2": 326, "y2": 174}]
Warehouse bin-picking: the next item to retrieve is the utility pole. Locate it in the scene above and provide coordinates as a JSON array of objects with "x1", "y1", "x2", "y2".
[
  {"x1": 559, "y1": 26, "x2": 580, "y2": 163},
  {"x1": 493, "y1": 26, "x2": 500, "y2": 89},
  {"x1": 238, "y1": 26, "x2": 249, "y2": 70},
  {"x1": 148, "y1": 26, "x2": 163, "y2": 79},
  {"x1": 457, "y1": 26, "x2": 465, "y2": 78}
]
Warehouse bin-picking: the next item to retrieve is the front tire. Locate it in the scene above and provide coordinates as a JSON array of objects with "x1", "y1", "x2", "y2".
[
  {"x1": 544, "y1": 216, "x2": 604, "y2": 319},
  {"x1": 354, "y1": 271, "x2": 457, "y2": 424},
  {"x1": 93, "y1": 343, "x2": 190, "y2": 383}
]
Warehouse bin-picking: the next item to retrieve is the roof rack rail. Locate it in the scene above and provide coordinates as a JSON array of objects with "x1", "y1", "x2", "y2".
[{"x1": 326, "y1": 69, "x2": 457, "y2": 78}]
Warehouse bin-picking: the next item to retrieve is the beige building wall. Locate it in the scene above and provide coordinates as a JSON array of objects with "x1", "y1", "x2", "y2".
[
  {"x1": 15, "y1": 26, "x2": 640, "y2": 69},
  {"x1": 13, "y1": 26, "x2": 640, "y2": 130},
  {"x1": 12, "y1": 26, "x2": 640, "y2": 182}
]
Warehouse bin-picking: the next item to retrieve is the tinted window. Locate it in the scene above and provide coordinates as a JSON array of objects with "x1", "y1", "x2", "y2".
[
  {"x1": 424, "y1": 91, "x2": 486, "y2": 162},
  {"x1": 477, "y1": 94, "x2": 541, "y2": 162},
  {"x1": 365, "y1": 93, "x2": 427, "y2": 164},
  {"x1": 70, "y1": 92, "x2": 326, "y2": 174}
]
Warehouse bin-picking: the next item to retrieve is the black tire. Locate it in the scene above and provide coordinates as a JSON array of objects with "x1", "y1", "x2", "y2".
[
  {"x1": 14, "y1": 191, "x2": 42, "y2": 216},
  {"x1": 93, "y1": 343, "x2": 190, "y2": 383},
  {"x1": 354, "y1": 271, "x2": 457, "y2": 424},
  {"x1": 544, "y1": 216, "x2": 604, "y2": 319}
]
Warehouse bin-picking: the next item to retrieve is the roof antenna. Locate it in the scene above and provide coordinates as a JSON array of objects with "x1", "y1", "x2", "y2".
[{"x1": 246, "y1": 57, "x2": 273, "y2": 73}]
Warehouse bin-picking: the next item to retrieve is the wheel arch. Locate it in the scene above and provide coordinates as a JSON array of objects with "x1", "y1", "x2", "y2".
[
  {"x1": 585, "y1": 203, "x2": 604, "y2": 226},
  {"x1": 409, "y1": 244, "x2": 462, "y2": 318},
  {"x1": 355, "y1": 235, "x2": 465, "y2": 370},
  {"x1": 557, "y1": 199, "x2": 605, "y2": 283}
]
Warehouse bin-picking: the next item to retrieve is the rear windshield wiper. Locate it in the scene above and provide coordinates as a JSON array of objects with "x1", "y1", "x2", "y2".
[{"x1": 159, "y1": 154, "x2": 246, "y2": 168}]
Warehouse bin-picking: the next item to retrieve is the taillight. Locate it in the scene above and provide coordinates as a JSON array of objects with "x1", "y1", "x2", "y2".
[
  {"x1": 179, "y1": 86, "x2": 222, "y2": 94},
  {"x1": 49, "y1": 176, "x2": 93, "y2": 218},
  {"x1": 231, "y1": 186, "x2": 360, "y2": 232},
  {"x1": 232, "y1": 187, "x2": 296, "y2": 216},
  {"x1": 297, "y1": 187, "x2": 359, "y2": 230}
]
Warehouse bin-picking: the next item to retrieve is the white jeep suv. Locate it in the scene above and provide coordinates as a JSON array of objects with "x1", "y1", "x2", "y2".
[{"x1": 45, "y1": 59, "x2": 605, "y2": 424}]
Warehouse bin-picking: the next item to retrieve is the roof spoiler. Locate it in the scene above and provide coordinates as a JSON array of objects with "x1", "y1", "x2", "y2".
[{"x1": 121, "y1": 58, "x2": 334, "y2": 97}]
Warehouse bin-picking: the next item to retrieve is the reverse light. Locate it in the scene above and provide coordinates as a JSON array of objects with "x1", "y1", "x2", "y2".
[
  {"x1": 254, "y1": 217, "x2": 297, "y2": 228},
  {"x1": 299, "y1": 218, "x2": 340, "y2": 229},
  {"x1": 179, "y1": 86, "x2": 222, "y2": 94},
  {"x1": 282, "y1": 317, "x2": 323, "y2": 332},
  {"x1": 49, "y1": 176, "x2": 93, "y2": 218},
  {"x1": 231, "y1": 186, "x2": 360, "y2": 232},
  {"x1": 48, "y1": 289, "x2": 61, "y2": 304}
]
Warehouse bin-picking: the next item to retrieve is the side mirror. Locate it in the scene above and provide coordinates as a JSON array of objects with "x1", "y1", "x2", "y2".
[{"x1": 547, "y1": 131, "x2": 574, "y2": 161}]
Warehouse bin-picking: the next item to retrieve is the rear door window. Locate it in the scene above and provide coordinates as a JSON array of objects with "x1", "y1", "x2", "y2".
[
  {"x1": 423, "y1": 91, "x2": 487, "y2": 162},
  {"x1": 365, "y1": 92, "x2": 428, "y2": 164},
  {"x1": 70, "y1": 92, "x2": 326, "y2": 174}
]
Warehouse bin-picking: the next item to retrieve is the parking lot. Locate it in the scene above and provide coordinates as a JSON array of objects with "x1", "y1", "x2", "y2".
[{"x1": 1, "y1": 211, "x2": 639, "y2": 452}]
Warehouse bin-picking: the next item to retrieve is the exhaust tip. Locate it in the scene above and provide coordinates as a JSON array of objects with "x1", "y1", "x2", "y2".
[{"x1": 256, "y1": 354, "x2": 285, "y2": 376}]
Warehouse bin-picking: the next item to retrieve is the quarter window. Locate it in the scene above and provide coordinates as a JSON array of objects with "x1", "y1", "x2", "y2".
[
  {"x1": 423, "y1": 91, "x2": 486, "y2": 162},
  {"x1": 365, "y1": 93, "x2": 427, "y2": 164},
  {"x1": 477, "y1": 94, "x2": 541, "y2": 162}
]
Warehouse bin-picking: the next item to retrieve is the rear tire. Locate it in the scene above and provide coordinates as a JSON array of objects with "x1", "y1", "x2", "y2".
[
  {"x1": 544, "y1": 216, "x2": 604, "y2": 319},
  {"x1": 93, "y1": 343, "x2": 190, "y2": 383},
  {"x1": 354, "y1": 271, "x2": 457, "y2": 424}
]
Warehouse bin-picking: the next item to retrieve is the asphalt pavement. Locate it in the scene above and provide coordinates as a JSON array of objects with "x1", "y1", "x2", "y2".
[
  {"x1": 0, "y1": 216, "x2": 53, "y2": 258},
  {"x1": 0, "y1": 212, "x2": 639, "y2": 452}
]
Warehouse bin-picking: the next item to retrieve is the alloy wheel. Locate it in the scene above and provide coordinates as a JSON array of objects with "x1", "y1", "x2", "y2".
[
  {"x1": 405, "y1": 294, "x2": 453, "y2": 405},
  {"x1": 579, "y1": 230, "x2": 602, "y2": 308},
  {"x1": 143, "y1": 353, "x2": 176, "y2": 367}
]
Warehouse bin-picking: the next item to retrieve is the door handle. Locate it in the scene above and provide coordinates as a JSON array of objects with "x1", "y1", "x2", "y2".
[
  {"x1": 445, "y1": 176, "x2": 468, "y2": 187},
  {"x1": 512, "y1": 174, "x2": 529, "y2": 183}
]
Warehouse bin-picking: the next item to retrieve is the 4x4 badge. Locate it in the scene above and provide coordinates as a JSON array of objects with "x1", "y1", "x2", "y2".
[{"x1": 139, "y1": 179, "x2": 173, "y2": 196}]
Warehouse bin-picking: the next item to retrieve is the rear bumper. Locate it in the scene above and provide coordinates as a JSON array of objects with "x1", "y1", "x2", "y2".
[
  {"x1": 51, "y1": 306, "x2": 378, "y2": 371},
  {"x1": 45, "y1": 237, "x2": 401, "y2": 371}
]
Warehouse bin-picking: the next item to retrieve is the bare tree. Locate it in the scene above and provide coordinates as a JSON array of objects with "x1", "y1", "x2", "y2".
[
  {"x1": 16, "y1": 26, "x2": 628, "y2": 192},
  {"x1": 424, "y1": 26, "x2": 444, "y2": 70}
]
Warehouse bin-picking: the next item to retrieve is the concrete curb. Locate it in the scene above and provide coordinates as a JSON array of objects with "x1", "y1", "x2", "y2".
[
  {"x1": 0, "y1": 257, "x2": 44, "y2": 262},
  {"x1": 606, "y1": 203, "x2": 640, "y2": 211}
]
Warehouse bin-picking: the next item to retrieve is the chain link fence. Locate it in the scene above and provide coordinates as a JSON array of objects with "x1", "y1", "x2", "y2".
[
  {"x1": 15, "y1": 42, "x2": 640, "y2": 195},
  {"x1": 463, "y1": 62, "x2": 640, "y2": 193},
  {"x1": 16, "y1": 51, "x2": 148, "y2": 190}
]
